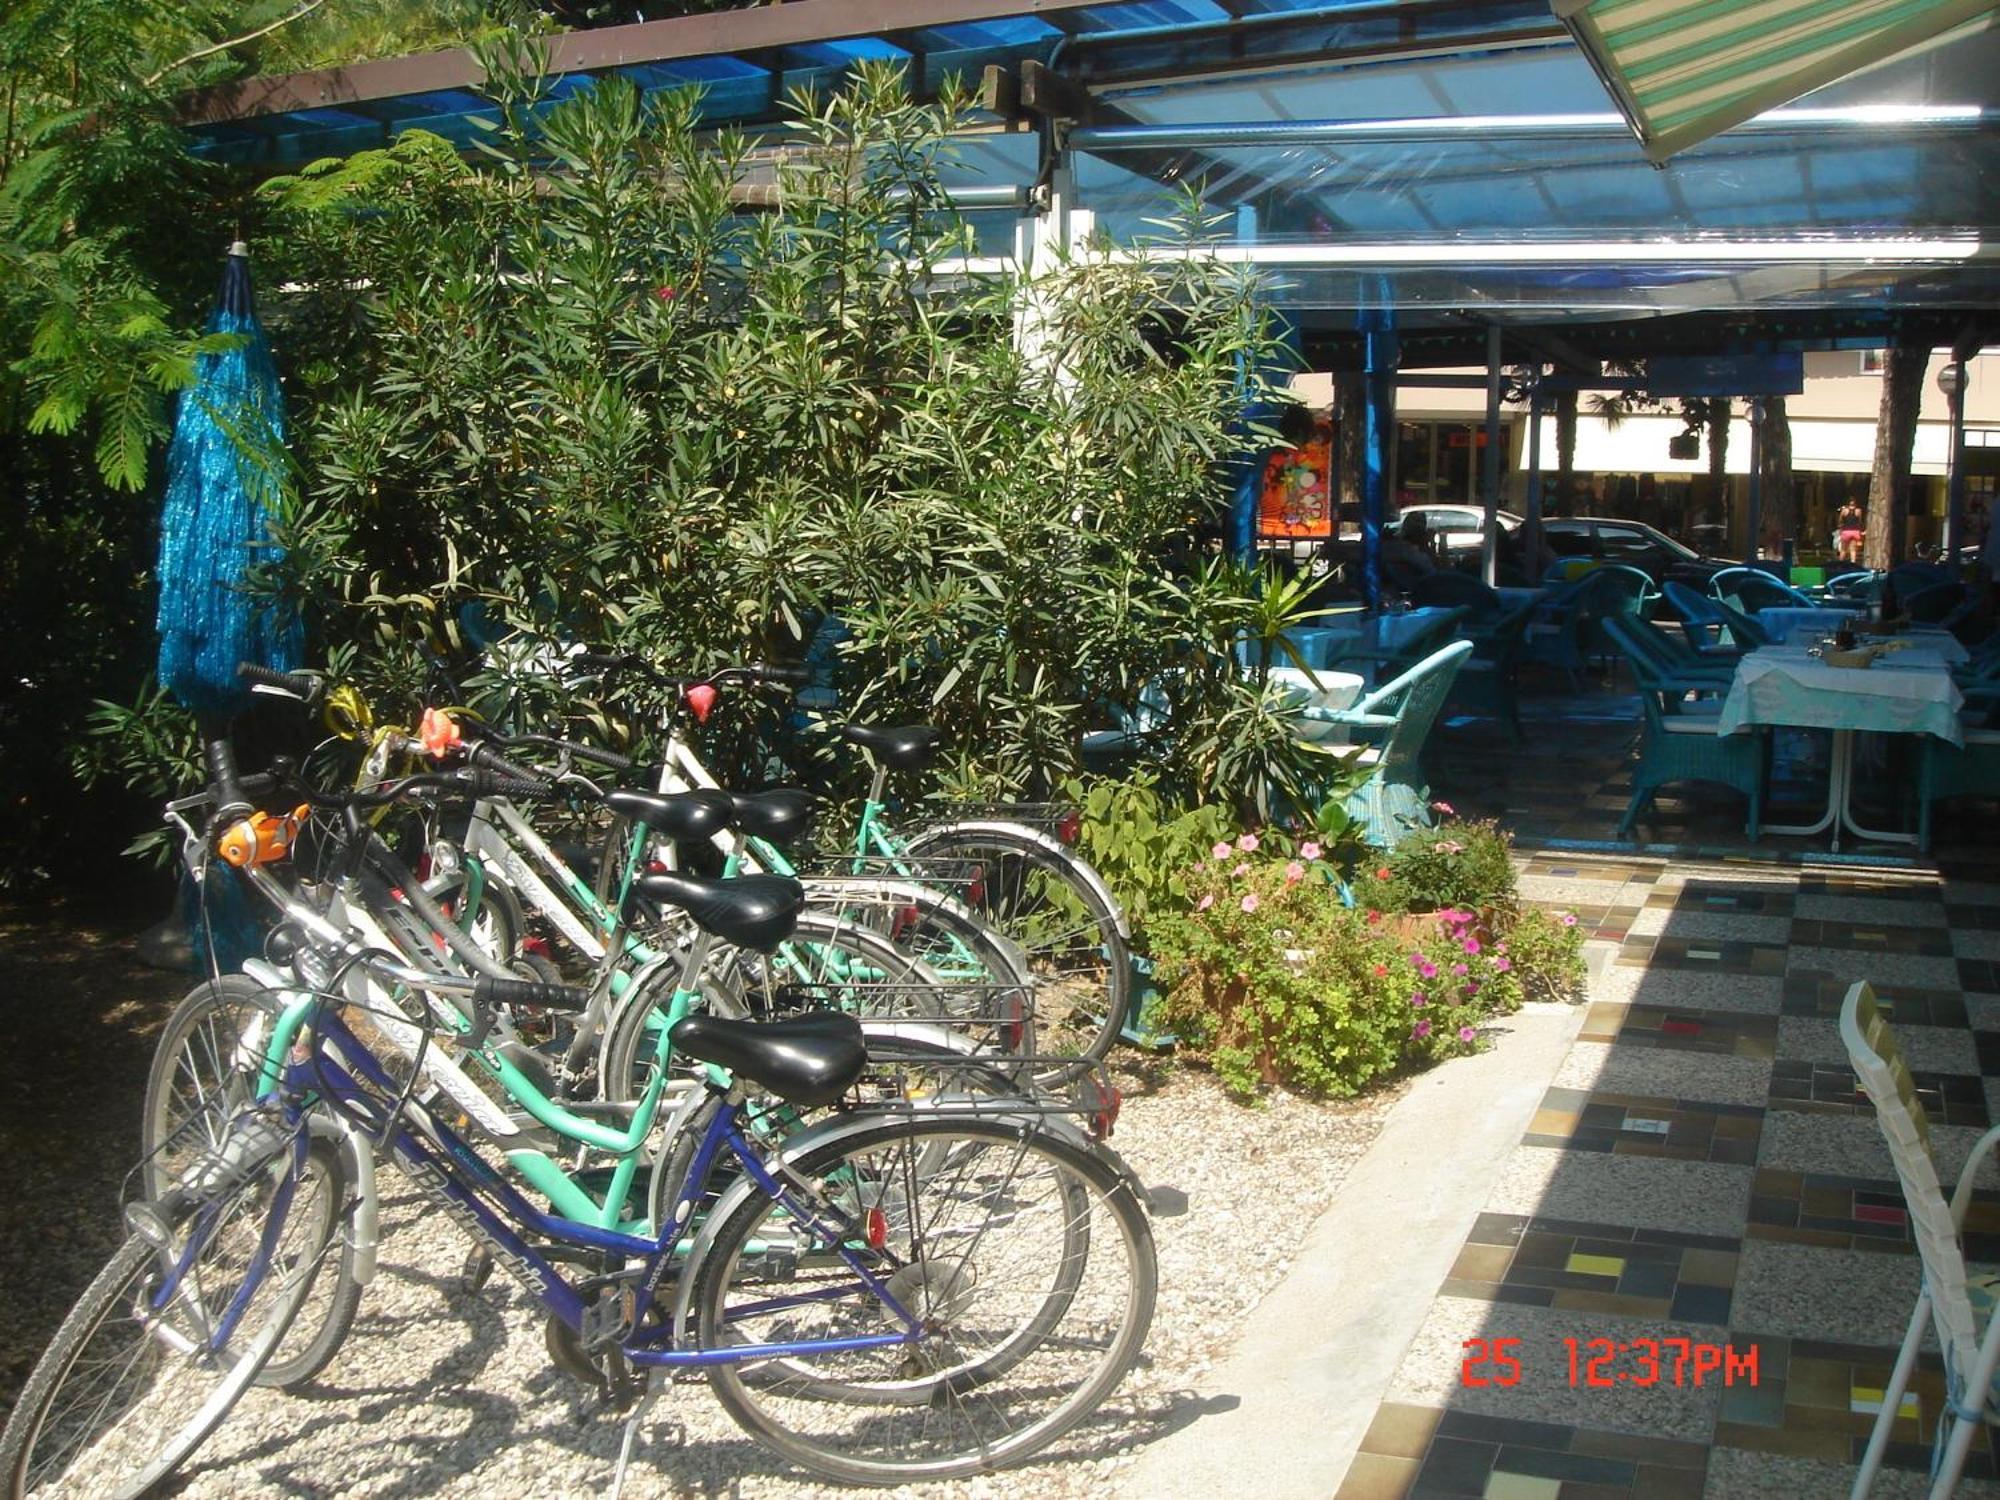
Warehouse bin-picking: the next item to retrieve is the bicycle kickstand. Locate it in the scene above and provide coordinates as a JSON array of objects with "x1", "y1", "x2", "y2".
[{"x1": 607, "y1": 1371, "x2": 666, "y2": 1500}]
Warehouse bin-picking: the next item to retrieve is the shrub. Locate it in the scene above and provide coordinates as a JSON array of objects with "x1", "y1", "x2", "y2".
[
  {"x1": 1504, "y1": 907, "x2": 1589, "y2": 1003},
  {"x1": 1151, "y1": 841, "x2": 1523, "y2": 1099},
  {"x1": 1354, "y1": 816, "x2": 1517, "y2": 919}
]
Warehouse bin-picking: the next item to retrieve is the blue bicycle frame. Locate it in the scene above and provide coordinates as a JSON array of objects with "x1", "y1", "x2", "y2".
[{"x1": 252, "y1": 990, "x2": 925, "y2": 1368}]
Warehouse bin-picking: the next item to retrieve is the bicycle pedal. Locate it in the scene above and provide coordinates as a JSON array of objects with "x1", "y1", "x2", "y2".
[
  {"x1": 459, "y1": 1247, "x2": 495, "y2": 1295},
  {"x1": 580, "y1": 1285, "x2": 637, "y2": 1351}
]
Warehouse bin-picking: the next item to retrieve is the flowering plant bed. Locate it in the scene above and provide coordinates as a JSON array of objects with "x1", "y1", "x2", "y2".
[{"x1": 1150, "y1": 816, "x2": 1585, "y2": 1100}]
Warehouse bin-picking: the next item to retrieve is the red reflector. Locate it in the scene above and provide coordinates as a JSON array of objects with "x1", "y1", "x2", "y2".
[
  {"x1": 863, "y1": 1207, "x2": 888, "y2": 1249},
  {"x1": 1056, "y1": 810, "x2": 1082, "y2": 845},
  {"x1": 522, "y1": 936, "x2": 551, "y2": 958}
]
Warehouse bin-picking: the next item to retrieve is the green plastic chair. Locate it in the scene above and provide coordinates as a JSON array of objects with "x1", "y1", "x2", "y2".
[
  {"x1": 1298, "y1": 639, "x2": 1475, "y2": 847},
  {"x1": 1604, "y1": 615, "x2": 1763, "y2": 840}
]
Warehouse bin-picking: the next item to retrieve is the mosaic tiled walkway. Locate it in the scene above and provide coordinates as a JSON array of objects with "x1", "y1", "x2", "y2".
[{"x1": 1338, "y1": 853, "x2": 2000, "y2": 1500}]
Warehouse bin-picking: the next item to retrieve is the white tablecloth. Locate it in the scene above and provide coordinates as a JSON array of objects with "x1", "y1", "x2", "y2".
[
  {"x1": 1264, "y1": 666, "x2": 1367, "y2": 742},
  {"x1": 1717, "y1": 645, "x2": 1965, "y2": 746}
]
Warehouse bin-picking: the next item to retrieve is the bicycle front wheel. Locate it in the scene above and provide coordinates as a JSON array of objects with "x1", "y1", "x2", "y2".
[
  {"x1": 693, "y1": 1116, "x2": 1155, "y2": 1485},
  {"x1": 142, "y1": 978, "x2": 363, "y2": 1389},
  {"x1": 0, "y1": 1131, "x2": 339, "y2": 1498}
]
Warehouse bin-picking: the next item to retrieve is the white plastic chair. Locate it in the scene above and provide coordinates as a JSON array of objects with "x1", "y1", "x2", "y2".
[{"x1": 1840, "y1": 980, "x2": 2000, "y2": 1499}]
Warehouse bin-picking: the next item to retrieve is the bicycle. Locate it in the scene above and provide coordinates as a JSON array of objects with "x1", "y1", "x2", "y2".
[
  {"x1": 564, "y1": 648, "x2": 1132, "y2": 1073},
  {"x1": 4, "y1": 716, "x2": 1157, "y2": 1495}
]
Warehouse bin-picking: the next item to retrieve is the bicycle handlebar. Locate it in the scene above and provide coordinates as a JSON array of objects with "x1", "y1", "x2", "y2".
[
  {"x1": 575, "y1": 653, "x2": 810, "y2": 692},
  {"x1": 236, "y1": 662, "x2": 326, "y2": 707}
]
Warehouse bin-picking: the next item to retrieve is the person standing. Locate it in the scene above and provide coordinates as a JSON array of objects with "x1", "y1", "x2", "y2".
[{"x1": 1837, "y1": 496, "x2": 1866, "y2": 565}]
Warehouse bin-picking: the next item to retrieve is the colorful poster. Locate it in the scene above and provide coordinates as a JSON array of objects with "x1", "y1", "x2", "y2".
[{"x1": 1257, "y1": 416, "x2": 1334, "y2": 538}]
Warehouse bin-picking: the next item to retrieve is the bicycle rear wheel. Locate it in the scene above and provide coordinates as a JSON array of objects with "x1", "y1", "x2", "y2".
[
  {"x1": 0, "y1": 1130, "x2": 337, "y2": 1498},
  {"x1": 693, "y1": 1116, "x2": 1155, "y2": 1485},
  {"x1": 900, "y1": 825, "x2": 1130, "y2": 1077}
]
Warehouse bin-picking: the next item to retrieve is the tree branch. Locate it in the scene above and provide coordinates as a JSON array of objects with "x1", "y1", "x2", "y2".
[{"x1": 142, "y1": 0, "x2": 331, "y2": 88}]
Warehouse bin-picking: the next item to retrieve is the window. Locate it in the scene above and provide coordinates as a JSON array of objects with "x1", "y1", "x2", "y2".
[
  {"x1": 1545, "y1": 524, "x2": 1592, "y2": 557},
  {"x1": 1596, "y1": 524, "x2": 1656, "y2": 559}
]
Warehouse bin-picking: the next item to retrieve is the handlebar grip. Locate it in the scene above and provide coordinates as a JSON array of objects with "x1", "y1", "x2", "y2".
[
  {"x1": 466, "y1": 743, "x2": 548, "y2": 786},
  {"x1": 472, "y1": 975, "x2": 591, "y2": 1014},
  {"x1": 236, "y1": 663, "x2": 323, "y2": 705},
  {"x1": 750, "y1": 663, "x2": 812, "y2": 686},
  {"x1": 468, "y1": 770, "x2": 563, "y2": 802},
  {"x1": 205, "y1": 738, "x2": 251, "y2": 819}
]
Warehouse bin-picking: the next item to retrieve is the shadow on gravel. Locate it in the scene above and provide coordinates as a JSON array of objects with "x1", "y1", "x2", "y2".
[{"x1": 0, "y1": 886, "x2": 186, "y2": 1414}]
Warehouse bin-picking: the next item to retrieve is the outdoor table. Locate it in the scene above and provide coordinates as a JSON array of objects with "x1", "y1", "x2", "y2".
[
  {"x1": 1265, "y1": 665, "x2": 1367, "y2": 743},
  {"x1": 1752, "y1": 608, "x2": 1968, "y2": 660},
  {"x1": 1717, "y1": 644, "x2": 1964, "y2": 849}
]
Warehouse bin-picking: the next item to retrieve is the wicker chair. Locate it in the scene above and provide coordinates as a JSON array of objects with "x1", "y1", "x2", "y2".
[
  {"x1": 1710, "y1": 565, "x2": 1816, "y2": 612},
  {"x1": 1298, "y1": 640, "x2": 1473, "y2": 846},
  {"x1": 1446, "y1": 597, "x2": 1536, "y2": 742},
  {"x1": 1662, "y1": 580, "x2": 1749, "y2": 662},
  {"x1": 1521, "y1": 576, "x2": 1593, "y2": 691},
  {"x1": 1915, "y1": 725, "x2": 2000, "y2": 853},
  {"x1": 1841, "y1": 980, "x2": 2000, "y2": 1499},
  {"x1": 1576, "y1": 564, "x2": 1659, "y2": 667},
  {"x1": 1604, "y1": 615, "x2": 1763, "y2": 839}
]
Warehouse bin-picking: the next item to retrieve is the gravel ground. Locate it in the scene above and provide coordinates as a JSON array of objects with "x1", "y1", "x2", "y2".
[{"x1": 144, "y1": 1059, "x2": 1399, "y2": 1499}]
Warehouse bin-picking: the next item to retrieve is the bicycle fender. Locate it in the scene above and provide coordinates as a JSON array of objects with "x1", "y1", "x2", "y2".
[
  {"x1": 306, "y1": 1109, "x2": 380, "y2": 1286},
  {"x1": 905, "y1": 821, "x2": 1131, "y2": 940},
  {"x1": 666, "y1": 1104, "x2": 1143, "y2": 1345}
]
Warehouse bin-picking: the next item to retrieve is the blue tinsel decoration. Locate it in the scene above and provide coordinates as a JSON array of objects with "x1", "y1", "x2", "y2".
[{"x1": 155, "y1": 246, "x2": 302, "y2": 718}]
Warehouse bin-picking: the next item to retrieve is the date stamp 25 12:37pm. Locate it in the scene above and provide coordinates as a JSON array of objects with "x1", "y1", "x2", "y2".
[{"x1": 1461, "y1": 1336, "x2": 1760, "y2": 1389}]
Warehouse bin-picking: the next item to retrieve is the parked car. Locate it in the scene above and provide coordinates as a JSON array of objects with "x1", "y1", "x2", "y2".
[
  {"x1": 1392, "y1": 504, "x2": 1521, "y2": 554},
  {"x1": 1541, "y1": 517, "x2": 1735, "y2": 586}
]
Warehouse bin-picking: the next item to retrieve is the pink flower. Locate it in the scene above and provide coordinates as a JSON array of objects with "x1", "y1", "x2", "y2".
[
  {"x1": 1559, "y1": 912, "x2": 1577, "y2": 927},
  {"x1": 1418, "y1": 961, "x2": 1438, "y2": 980},
  {"x1": 1211, "y1": 841, "x2": 1232, "y2": 861},
  {"x1": 1197, "y1": 894, "x2": 1214, "y2": 912},
  {"x1": 1494, "y1": 957, "x2": 1512, "y2": 972},
  {"x1": 1373, "y1": 964, "x2": 1388, "y2": 977},
  {"x1": 1441, "y1": 909, "x2": 1468, "y2": 929},
  {"x1": 1233, "y1": 863, "x2": 1252, "y2": 878},
  {"x1": 1376, "y1": 867, "x2": 1392, "y2": 882},
  {"x1": 1436, "y1": 840, "x2": 1465, "y2": 855},
  {"x1": 1411, "y1": 992, "x2": 1427, "y2": 1008},
  {"x1": 1413, "y1": 1020, "x2": 1432, "y2": 1040},
  {"x1": 1240, "y1": 893, "x2": 1260, "y2": 914},
  {"x1": 1453, "y1": 963, "x2": 1469, "y2": 976},
  {"x1": 653, "y1": 284, "x2": 678, "y2": 301},
  {"x1": 1458, "y1": 1026, "x2": 1476, "y2": 1043},
  {"x1": 1299, "y1": 840, "x2": 1322, "y2": 860},
  {"x1": 1495, "y1": 941, "x2": 1508, "y2": 953},
  {"x1": 1432, "y1": 800, "x2": 1455, "y2": 816},
  {"x1": 1284, "y1": 860, "x2": 1306, "y2": 885},
  {"x1": 1462, "y1": 937, "x2": 1482, "y2": 955},
  {"x1": 1464, "y1": 982, "x2": 1479, "y2": 996},
  {"x1": 1237, "y1": 832, "x2": 1260, "y2": 853},
  {"x1": 1366, "y1": 909, "x2": 1383, "y2": 925}
]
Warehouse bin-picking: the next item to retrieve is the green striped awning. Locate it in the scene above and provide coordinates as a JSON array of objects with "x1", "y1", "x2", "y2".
[{"x1": 1555, "y1": 0, "x2": 1999, "y2": 161}]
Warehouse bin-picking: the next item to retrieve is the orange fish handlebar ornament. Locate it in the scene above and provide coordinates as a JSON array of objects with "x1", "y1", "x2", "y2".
[
  {"x1": 217, "y1": 805, "x2": 310, "y2": 869},
  {"x1": 419, "y1": 707, "x2": 463, "y2": 760}
]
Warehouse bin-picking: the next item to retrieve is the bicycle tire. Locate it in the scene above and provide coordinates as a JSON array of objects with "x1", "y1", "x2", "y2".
[
  {"x1": 141, "y1": 978, "x2": 364, "y2": 1390},
  {"x1": 0, "y1": 1135, "x2": 338, "y2": 1497},
  {"x1": 596, "y1": 913, "x2": 950, "y2": 1107},
  {"x1": 901, "y1": 824, "x2": 1131, "y2": 1077},
  {"x1": 693, "y1": 1116, "x2": 1155, "y2": 1485}
]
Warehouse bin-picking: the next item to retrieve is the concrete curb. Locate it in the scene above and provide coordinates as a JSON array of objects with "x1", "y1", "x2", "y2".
[{"x1": 1118, "y1": 999, "x2": 1588, "y2": 1500}]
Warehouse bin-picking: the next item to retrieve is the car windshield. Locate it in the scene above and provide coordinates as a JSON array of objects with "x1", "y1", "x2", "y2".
[{"x1": 1636, "y1": 525, "x2": 1702, "y2": 562}]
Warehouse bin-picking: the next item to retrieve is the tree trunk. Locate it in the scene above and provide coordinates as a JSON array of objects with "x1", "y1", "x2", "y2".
[
  {"x1": 1705, "y1": 400, "x2": 1729, "y2": 537},
  {"x1": 1760, "y1": 395, "x2": 1796, "y2": 548},
  {"x1": 1865, "y1": 342, "x2": 1929, "y2": 569},
  {"x1": 1554, "y1": 389, "x2": 1578, "y2": 516}
]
